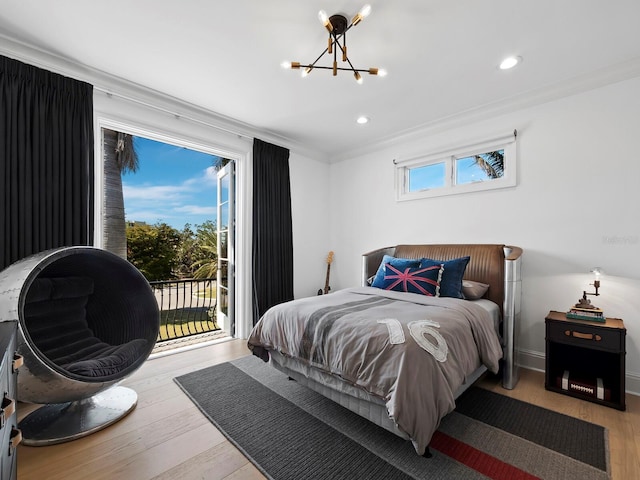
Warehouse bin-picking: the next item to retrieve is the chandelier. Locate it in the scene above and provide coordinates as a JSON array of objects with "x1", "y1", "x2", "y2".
[{"x1": 282, "y1": 4, "x2": 386, "y2": 84}]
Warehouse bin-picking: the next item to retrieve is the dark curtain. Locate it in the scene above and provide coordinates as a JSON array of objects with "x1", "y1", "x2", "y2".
[
  {"x1": 252, "y1": 138, "x2": 294, "y2": 325},
  {"x1": 0, "y1": 55, "x2": 94, "y2": 271}
]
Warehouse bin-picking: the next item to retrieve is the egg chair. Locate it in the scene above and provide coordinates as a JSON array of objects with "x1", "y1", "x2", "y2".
[{"x1": 0, "y1": 246, "x2": 159, "y2": 446}]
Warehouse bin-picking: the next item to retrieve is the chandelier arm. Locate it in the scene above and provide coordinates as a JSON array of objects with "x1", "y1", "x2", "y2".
[
  {"x1": 303, "y1": 65, "x2": 370, "y2": 72},
  {"x1": 332, "y1": 36, "x2": 359, "y2": 74},
  {"x1": 342, "y1": 30, "x2": 347, "y2": 62},
  {"x1": 333, "y1": 32, "x2": 338, "y2": 75},
  {"x1": 308, "y1": 46, "x2": 331, "y2": 69},
  {"x1": 344, "y1": 22, "x2": 356, "y2": 34}
]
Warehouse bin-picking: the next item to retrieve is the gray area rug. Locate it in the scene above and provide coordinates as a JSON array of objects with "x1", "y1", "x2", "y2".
[{"x1": 174, "y1": 355, "x2": 610, "y2": 480}]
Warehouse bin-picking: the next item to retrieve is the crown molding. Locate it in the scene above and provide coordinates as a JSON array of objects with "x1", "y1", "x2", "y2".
[
  {"x1": 5, "y1": 32, "x2": 639, "y2": 166},
  {"x1": 330, "y1": 56, "x2": 640, "y2": 163},
  {"x1": 0, "y1": 33, "x2": 326, "y2": 162}
]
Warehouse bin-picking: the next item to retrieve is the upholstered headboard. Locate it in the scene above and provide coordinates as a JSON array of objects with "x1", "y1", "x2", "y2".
[{"x1": 361, "y1": 244, "x2": 521, "y2": 314}]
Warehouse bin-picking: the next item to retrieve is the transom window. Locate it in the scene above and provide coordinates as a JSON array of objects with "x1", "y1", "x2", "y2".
[{"x1": 396, "y1": 132, "x2": 517, "y2": 201}]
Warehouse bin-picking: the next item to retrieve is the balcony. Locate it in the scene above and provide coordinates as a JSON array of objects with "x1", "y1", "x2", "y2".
[{"x1": 149, "y1": 278, "x2": 229, "y2": 353}]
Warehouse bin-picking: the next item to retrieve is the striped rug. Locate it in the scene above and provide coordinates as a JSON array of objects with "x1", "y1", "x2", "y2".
[{"x1": 175, "y1": 355, "x2": 610, "y2": 480}]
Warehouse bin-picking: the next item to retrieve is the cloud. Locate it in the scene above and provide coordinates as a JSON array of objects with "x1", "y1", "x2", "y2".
[
  {"x1": 123, "y1": 167, "x2": 218, "y2": 228},
  {"x1": 123, "y1": 183, "x2": 189, "y2": 201},
  {"x1": 125, "y1": 166, "x2": 217, "y2": 202},
  {"x1": 184, "y1": 166, "x2": 217, "y2": 188},
  {"x1": 174, "y1": 205, "x2": 217, "y2": 215}
]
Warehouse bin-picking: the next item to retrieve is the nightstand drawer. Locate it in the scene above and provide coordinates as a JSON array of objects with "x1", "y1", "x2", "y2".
[{"x1": 547, "y1": 320, "x2": 623, "y2": 352}]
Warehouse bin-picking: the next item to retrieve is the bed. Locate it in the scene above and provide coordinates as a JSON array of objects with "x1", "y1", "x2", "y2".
[{"x1": 247, "y1": 244, "x2": 522, "y2": 456}]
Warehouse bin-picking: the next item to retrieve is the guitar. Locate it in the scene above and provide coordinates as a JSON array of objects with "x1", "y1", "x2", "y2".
[{"x1": 317, "y1": 251, "x2": 334, "y2": 295}]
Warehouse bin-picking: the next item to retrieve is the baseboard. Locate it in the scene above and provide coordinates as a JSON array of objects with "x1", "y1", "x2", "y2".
[
  {"x1": 516, "y1": 348, "x2": 545, "y2": 373},
  {"x1": 516, "y1": 348, "x2": 640, "y2": 396},
  {"x1": 625, "y1": 371, "x2": 640, "y2": 396}
]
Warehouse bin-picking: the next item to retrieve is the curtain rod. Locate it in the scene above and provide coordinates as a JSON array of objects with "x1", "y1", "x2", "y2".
[
  {"x1": 392, "y1": 129, "x2": 517, "y2": 165},
  {"x1": 93, "y1": 86, "x2": 251, "y2": 140}
]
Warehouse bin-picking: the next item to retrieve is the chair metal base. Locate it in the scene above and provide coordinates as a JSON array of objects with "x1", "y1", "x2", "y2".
[{"x1": 18, "y1": 386, "x2": 138, "y2": 446}]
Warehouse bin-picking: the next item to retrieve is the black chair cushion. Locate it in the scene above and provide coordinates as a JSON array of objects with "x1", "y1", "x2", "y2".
[
  {"x1": 62, "y1": 338, "x2": 149, "y2": 377},
  {"x1": 24, "y1": 277, "x2": 149, "y2": 379}
]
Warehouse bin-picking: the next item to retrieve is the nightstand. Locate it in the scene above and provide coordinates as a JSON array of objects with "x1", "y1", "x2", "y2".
[{"x1": 545, "y1": 310, "x2": 626, "y2": 410}]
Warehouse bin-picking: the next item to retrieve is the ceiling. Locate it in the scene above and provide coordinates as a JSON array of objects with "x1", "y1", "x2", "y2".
[{"x1": 2, "y1": 0, "x2": 640, "y2": 162}]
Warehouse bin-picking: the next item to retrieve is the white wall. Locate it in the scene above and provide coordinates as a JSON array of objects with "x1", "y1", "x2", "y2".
[
  {"x1": 329, "y1": 76, "x2": 640, "y2": 393},
  {"x1": 289, "y1": 152, "x2": 332, "y2": 299}
]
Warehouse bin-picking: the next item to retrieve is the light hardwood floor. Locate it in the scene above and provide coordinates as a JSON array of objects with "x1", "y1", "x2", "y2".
[{"x1": 17, "y1": 339, "x2": 640, "y2": 480}]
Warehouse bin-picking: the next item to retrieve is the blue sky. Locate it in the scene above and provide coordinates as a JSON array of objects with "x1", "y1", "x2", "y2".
[
  {"x1": 122, "y1": 136, "x2": 219, "y2": 230},
  {"x1": 409, "y1": 154, "x2": 502, "y2": 191}
]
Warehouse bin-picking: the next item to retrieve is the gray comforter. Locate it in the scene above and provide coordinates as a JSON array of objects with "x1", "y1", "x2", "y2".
[{"x1": 247, "y1": 286, "x2": 503, "y2": 455}]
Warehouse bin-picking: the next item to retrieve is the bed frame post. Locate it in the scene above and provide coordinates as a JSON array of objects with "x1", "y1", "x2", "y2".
[
  {"x1": 502, "y1": 246, "x2": 522, "y2": 390},
  {"x1": 361, "y1": 247, "x2": 396, "y2": 286}
]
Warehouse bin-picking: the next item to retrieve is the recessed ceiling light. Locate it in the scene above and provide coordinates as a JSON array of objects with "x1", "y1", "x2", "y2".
[
  {"x1": 499, "y1": 56, "x2": 522, "y2": 70},
  {"x1": 356, "y1": 116, "x2": 369, "y2": 125}
]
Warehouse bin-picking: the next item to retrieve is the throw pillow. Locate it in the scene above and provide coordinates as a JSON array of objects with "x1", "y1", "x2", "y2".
[
  {"x1": 371, "y1": 255, "x2": 421, "y2": 288},
  {"x1": 462, "y1": 280, "x2": 490, "y2": 300},
  {"x1": 376, "y1": 263, "x2": 443, "y2": 296},
  {"x1": 420, "y1": 256, "x2": 470, "y2": 299}
]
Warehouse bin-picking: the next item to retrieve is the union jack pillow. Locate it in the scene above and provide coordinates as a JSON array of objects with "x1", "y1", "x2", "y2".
[{"x1": 379, "y1": 263, "x2": 443, "y2": 296}]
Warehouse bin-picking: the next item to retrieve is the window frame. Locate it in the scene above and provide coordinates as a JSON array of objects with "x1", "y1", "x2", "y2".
[{"x1": 395, "y1": 132, "x2": 517, "y2": 201}]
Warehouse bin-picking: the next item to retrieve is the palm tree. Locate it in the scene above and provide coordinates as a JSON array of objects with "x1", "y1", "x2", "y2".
[
  {"x1": 103, "y1": 129, "x2": 139, "y2": 258},
  {"x1": 188, "y1": 158, "x2": 231, "y2": 278},
  {"x1": 473, "y1": 150, "x2": 504, "y2": 179},
  {"x1": 191, "y1": 221, "x2": 218, "y2": 279}
]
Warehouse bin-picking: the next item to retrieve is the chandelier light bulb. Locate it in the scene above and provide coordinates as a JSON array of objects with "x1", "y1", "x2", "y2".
[
  {"x1": 281, "y1": 61, "x2": 300, "y2": 70},
  {"x1": 354, "y1": 71, "x2": 363, "y2": 84},
  {"x1": 318, "y1": 10, "x2": 333, "y2": 31},
  {"x1": 368, "y1": 67, "x2": 387, "y2": 77},
  {"x1": 359, "y1": 4, "x2": 372, "y2": 18},
  {"x1": 352, "y1": 4, "x2": 372, "y2": 25}
]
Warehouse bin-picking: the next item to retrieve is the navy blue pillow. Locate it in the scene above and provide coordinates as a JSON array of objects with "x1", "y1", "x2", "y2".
[
  {"x1": 371, "y1": 255, "x2": 421, "y2": 288},
  {"x1": 377, "y1": 263, "x2": 443, "y2": 296},
  {"x1": 420, "y1": 256, "x2": 470, "y2": 298}
]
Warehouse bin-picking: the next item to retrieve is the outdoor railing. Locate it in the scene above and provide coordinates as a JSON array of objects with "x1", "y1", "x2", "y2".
[{"x1": 149, "y1": 278, "x2": 220, "y2": 343}]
